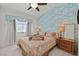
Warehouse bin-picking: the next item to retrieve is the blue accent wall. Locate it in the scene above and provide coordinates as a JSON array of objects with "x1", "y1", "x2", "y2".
[{"x1": 38, "y1": 4, "x2": 78, "y2": 32}]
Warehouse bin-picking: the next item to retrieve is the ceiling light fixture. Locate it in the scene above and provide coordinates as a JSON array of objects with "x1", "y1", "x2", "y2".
[
  {"x1": 27, "y1": 3, "x2": 47, "y2": 11},
  {"x1": 31, "y1": 3, "x2": 38, "y2": 8}
]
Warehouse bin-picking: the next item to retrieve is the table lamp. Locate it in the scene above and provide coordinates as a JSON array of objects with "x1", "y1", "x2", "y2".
[
  {"x1": 59, "y1": 24, "x2": 65, "y2": 38},
  {"x1": 36, "y1": 27, "x2": 41, "y2": 35}
]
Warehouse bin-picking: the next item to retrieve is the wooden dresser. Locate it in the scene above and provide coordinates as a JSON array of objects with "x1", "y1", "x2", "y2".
[{"x1": 57, "y1": 38, "x2": 75, "y2": 55}]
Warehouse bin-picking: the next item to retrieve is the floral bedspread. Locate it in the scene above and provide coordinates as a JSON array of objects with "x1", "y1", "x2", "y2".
[{"x1": 18, "y1": 36, "x2": 56, "y2": 56}]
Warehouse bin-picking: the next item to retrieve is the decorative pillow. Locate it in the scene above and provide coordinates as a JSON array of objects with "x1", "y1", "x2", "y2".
[
  {"x1": 32, "y1": 36, "x2": 43, "y2": 40},
  {"x1": 29, "y1": 35, "x2": 44, "y2": 40}
]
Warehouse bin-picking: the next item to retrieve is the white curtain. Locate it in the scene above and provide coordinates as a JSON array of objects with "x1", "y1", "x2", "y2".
[{"x1": 6, "y1": 20, "x2": 16, "y2": 46}]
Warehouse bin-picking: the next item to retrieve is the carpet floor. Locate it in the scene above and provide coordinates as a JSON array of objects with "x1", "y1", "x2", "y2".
[{"x1": 0, "y1": 45, "x2": 73, "y2": 56}]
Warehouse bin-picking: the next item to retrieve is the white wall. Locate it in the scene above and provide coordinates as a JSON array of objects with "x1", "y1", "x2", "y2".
[
  {"x1": 0, "y1": 7, "x2": 37, "y2": 47},
  {"x1": 0, "y1": 8, "x2": 3, "y2": 47}
]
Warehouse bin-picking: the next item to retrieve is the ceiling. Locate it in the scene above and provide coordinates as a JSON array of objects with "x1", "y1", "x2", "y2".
[{"x1": 0, "y1": 3, "x2": 63, "y2": 18}]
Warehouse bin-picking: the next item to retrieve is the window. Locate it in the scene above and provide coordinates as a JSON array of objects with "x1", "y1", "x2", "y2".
[{"x1": 16, "y1": 20, "x2": 27, "y2": 33}]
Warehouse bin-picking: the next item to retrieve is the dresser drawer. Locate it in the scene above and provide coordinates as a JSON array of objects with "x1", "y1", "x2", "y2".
[
  {"x1": 59, "y1": 44, "x2": 72, "y2": 52},
  {"x1": 59, "y1": 43, "x2": 71, "y2": 49},
  {"x1": 61, "y1": 40, "x2": 72, "y2": 45},
  {"x1": 60, "y1": 42, "x2": 72, "y2": 47}
]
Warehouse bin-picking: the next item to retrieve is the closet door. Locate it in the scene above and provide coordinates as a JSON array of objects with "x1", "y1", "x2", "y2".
[{"x1": 64, "y1": 24, "x2": 74, "y2": 40}]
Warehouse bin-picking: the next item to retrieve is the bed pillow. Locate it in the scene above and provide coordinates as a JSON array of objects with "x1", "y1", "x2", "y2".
[{"x1": 45, "y1": 32, "x2": 56, "y2": 37}]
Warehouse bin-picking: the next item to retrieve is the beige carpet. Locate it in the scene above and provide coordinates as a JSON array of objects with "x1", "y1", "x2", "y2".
[
  {"x1": 0, "y1": 45, "x2": 73, "y2": 56},
  {"x1": 48, "y1": 47, "x2": 73, "y2": 56},
  {"x1": 0, "y1": 45, "x2": 22, "y2": 56}
]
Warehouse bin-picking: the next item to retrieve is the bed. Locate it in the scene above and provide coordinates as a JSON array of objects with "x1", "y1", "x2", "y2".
[{"x1": 18, "y1": 32, "x2": 57, "y2": 56}]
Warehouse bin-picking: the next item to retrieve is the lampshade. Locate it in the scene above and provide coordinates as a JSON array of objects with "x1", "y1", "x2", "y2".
[
  {"x1": 31, "y1": 3, "x2": 38, "y2": 8},
  {"x1": 36, "y1": 27, "x2": 41, "y2": 32},
  {"x1": 59, "y1": 24, "x2": 65, "y2": 32}
]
